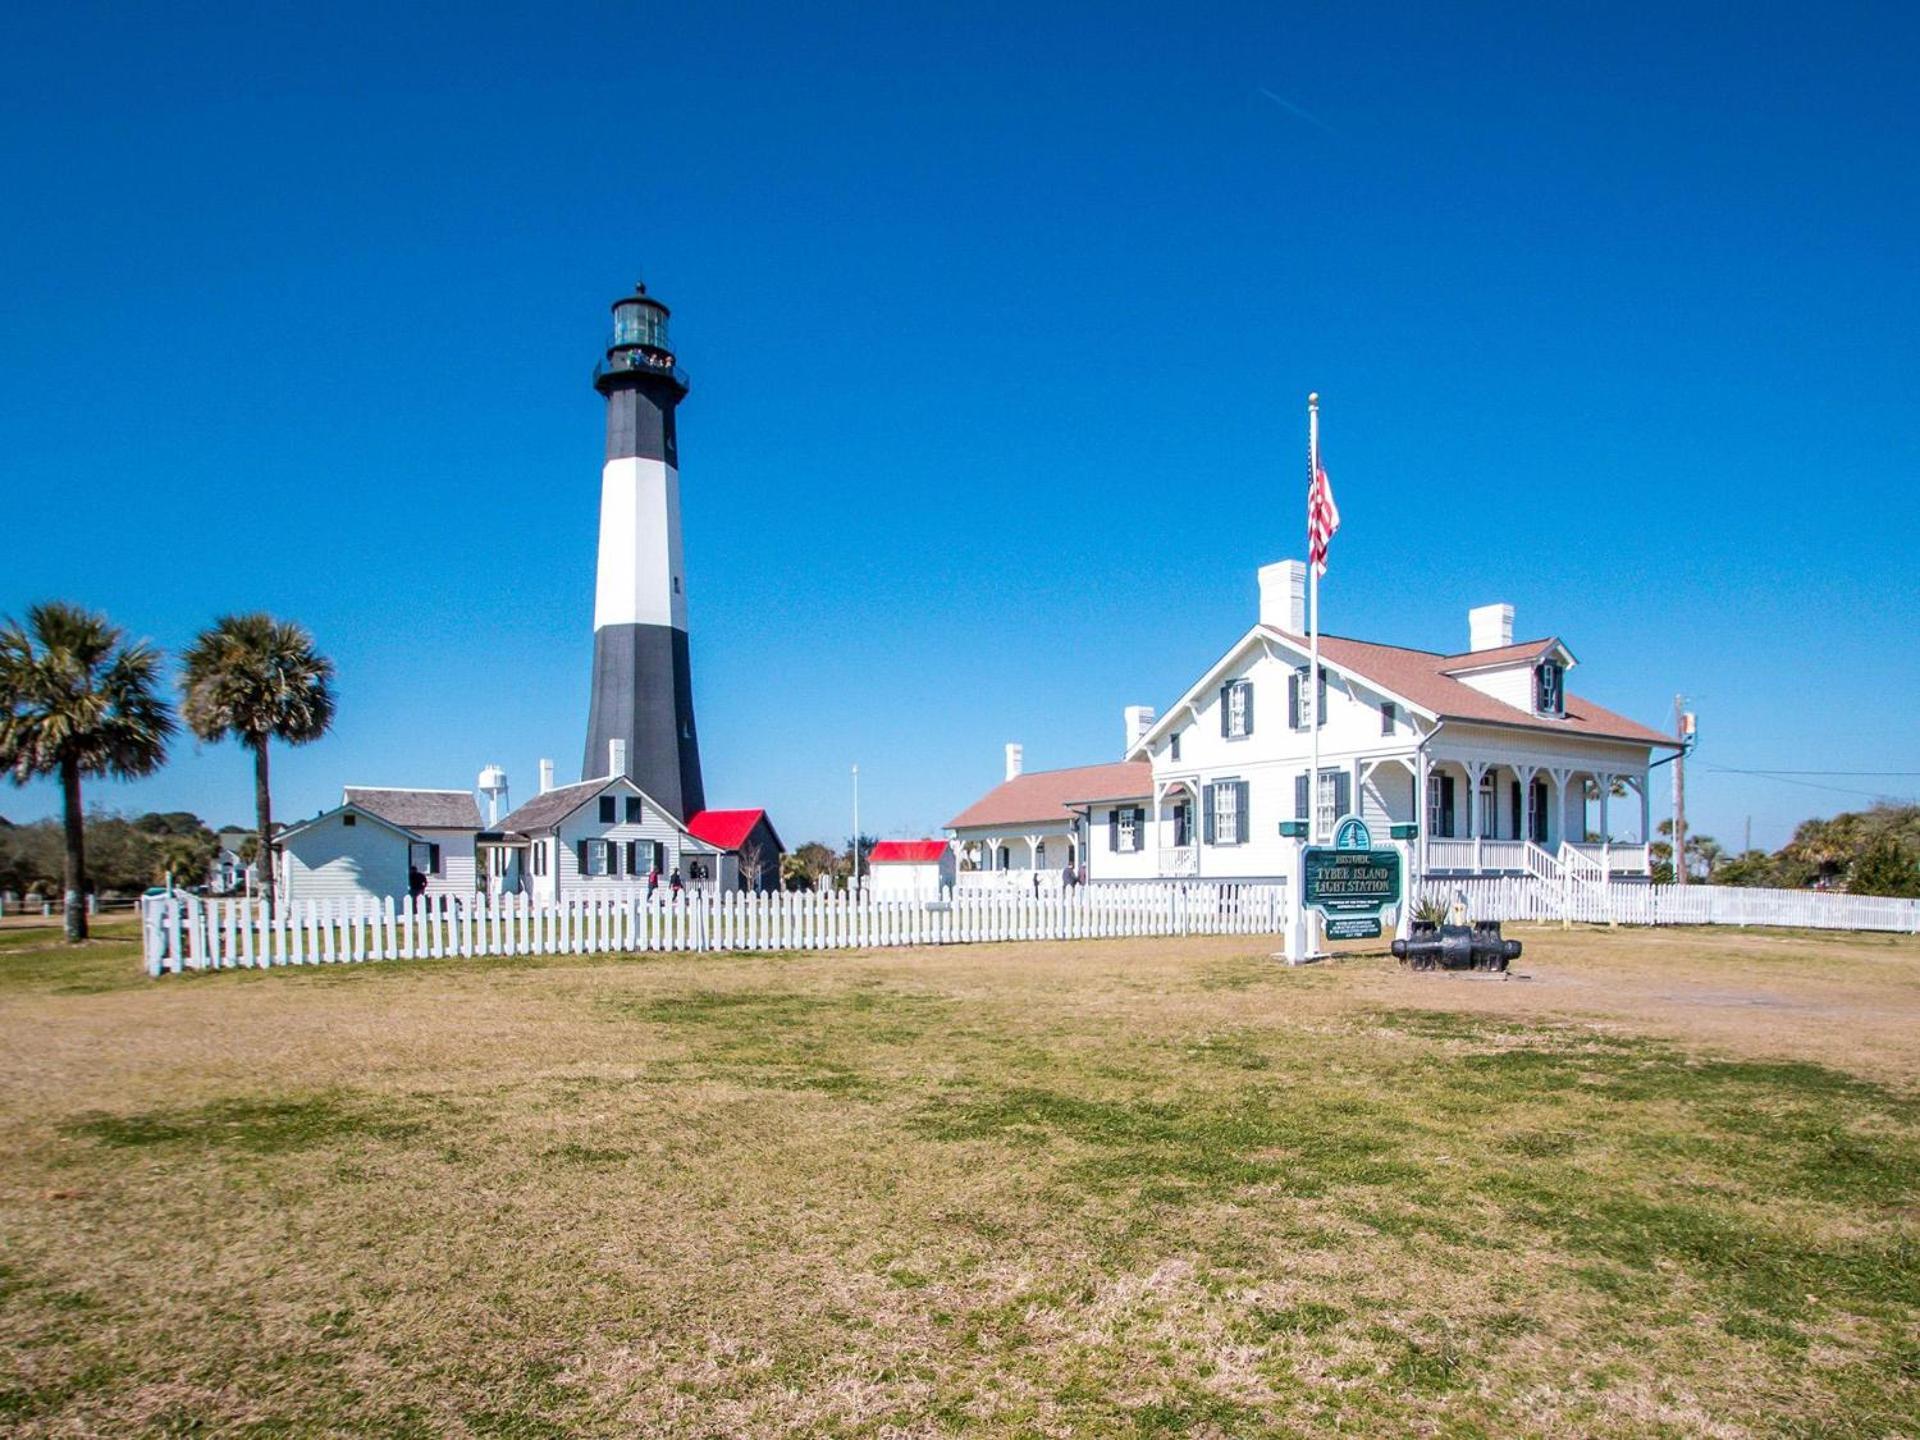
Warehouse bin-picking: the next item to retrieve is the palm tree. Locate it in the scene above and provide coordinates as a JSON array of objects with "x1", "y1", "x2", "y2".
[
  {"x1": 0, "y1": 603, "x2": 175, "y2": 941},
  {"x1": 181, "y1": 615, "x2": 336, "y2": 902}
]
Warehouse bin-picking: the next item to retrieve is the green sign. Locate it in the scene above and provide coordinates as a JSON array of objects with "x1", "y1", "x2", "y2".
[
  {"x1": 1301, "y1": 846, "x2": 1403, "y2": 919},
  {"x1": 1325, "y1": 915, "x2": 1383, "y2": 941},
  {"x1": 1333, "y1": 815, "x2": 1373, "y2": 851}
]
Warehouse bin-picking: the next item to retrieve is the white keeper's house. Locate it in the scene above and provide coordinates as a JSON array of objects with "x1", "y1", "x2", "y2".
[
  {"x1": 274, "y1": 787, "x2": 483, "y2": 904},
  {"x1": 948, "y1": 559, "x2": 1679, "y2": 887}
]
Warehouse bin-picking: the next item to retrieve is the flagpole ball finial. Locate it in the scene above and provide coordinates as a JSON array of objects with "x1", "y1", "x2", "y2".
[{"x1": 1308, "y1": 391, "x2": 1319, "y2": 405}]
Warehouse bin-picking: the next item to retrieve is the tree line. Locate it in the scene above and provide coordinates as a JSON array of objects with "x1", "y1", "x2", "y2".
[
  {"x1": 1654, "y1": 802, "x2": 1920, "y2": 896},
  {"x1": 0, "y1": 603, "x2": 334, "y2": 943},
  {"x1": 0, "y1": 811, "x2": 238, "y2": 902}
]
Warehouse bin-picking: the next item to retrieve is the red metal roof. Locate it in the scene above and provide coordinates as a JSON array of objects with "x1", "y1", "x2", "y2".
[
  {"x1": 869, "y1": 840, "x2": 950, "y2": 864},
  {"x1": 946, "y1": 760, "x2": 1151, "y2": 831},
  {"x1": 685, "y1": 809, "x2": 769, "y2": 851}
]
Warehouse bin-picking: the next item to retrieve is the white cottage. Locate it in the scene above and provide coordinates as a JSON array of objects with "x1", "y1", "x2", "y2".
[
  {"x1": 485, "y1": 774, "x2": 731, "y2": 904},
  {"x1": 275, "y1": 787, "x2": 484, "y2": 904}
]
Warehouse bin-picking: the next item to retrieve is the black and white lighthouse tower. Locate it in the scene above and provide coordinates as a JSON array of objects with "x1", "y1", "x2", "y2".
[{"x1": 581, "y1": 282, "x2": 705, "y2": 820}]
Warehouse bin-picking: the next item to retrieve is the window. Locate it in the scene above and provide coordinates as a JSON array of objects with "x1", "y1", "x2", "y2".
[
  {"x1": 1381, "y1": 700, "x2": 1396, "y2": 735},
  {"x1": 1478, "y1": 772, "x2": 1498, "y2": 838},
  {"x1": 625, "y1": 796, "x2": 642, "y2": 823},
  {"x1": 1536, "y1": 661, "x2": 1565, "y2": 716},
  {"x1": 342, "y1": 813, "x2": 356, "y2": 827},
  {"x1": 1294, "y1": 769, "x2": 1352, "y2": 838},
  {"x1": 1289, "y1": 666, "x2": 1329, "y2": 730},
  {"x1": 583, "y1": 839, "x2": 610, "y2": 877},
  {"x1": 1172, "y1": 801, "x2": 1192, "y2": 848},
  {"x1": 1221, "y1": 680, "x2": 1253, "y2": 738},
  {"x1": 1206, "y1": 781, "x2": 1248, "y2": 845},
  {"x1": 1169, "y1": 731, "x2": 1181, "y2": 762},
  {"x1": 1115, "y1": 808, "x2": 1137, "y2": 852},
  {"x1": 429, "y1": 843, "x2": 441, "y2": 874},
  {"x1": 598, "y1": 796, "x2": 616, "y2": 823},
  {"x1": 532, "y1": 841, "x2": 547, "y2": 877},
  {"x1": 1036, "y1": 840, "x2": 1047, "y2": 867}
]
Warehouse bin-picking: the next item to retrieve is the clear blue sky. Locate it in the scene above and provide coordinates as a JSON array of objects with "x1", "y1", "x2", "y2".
[{"x1": 3, "y1": 2, "x2": 1916, "y2": 850}]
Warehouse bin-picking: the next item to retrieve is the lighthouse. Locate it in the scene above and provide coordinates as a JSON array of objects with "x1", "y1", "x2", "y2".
[{"x1": 581, "y1": 281, "x2": 705, "y2": 820}]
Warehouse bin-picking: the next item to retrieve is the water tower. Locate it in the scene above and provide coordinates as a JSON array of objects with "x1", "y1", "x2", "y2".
[{"x1": 477, "y1": 765, "x2": 509, "y2": 826}]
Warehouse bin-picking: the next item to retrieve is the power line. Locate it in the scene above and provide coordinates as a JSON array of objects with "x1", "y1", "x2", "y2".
[{"x1": 1704, "y1": 767, "x2": 1920, "y2": 777}]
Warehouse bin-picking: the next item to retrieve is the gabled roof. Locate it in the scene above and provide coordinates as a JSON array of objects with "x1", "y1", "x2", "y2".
[
  {"x1": 277, "y1": 802, "x2": 421, "y2": 846},
  {"x1": 496, "y1": 777, "x2": 726, "y2": 850},
  {"x1": 870, "y1": 839, "x2": 950, "y2": 864},
  {"x1": 343, "y1": 786, "x2": 483, "y2": 831},
  {"x1": 1436, "y1": 637, "x2": 1578, "y2": 675},
  {"x1": 496, "y1": 777, "x2": 621, "y2": 836},
  {"x1": 1267, "y1": 627, "x2": 1678, "y2": 748},
  {"x1": 946, "y1": 761, "x2": 1152, "y2": 831},
  {"x1": 1130, "y1": 624, "x2": 1677, "y2": 755},
  {"x1": 686, "y1": 808, "x2": 784, "y2": 854}
]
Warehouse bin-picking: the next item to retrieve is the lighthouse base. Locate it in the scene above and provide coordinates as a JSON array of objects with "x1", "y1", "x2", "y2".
[{"x1": 582, "y1": 622, "x2": 705, "y2": 822}]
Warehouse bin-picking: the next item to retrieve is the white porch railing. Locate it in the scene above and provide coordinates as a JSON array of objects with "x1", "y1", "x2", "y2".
[
  {"x1": 1565, "y1": 841, "x2": 1650, "y2": 876},
  {"x1": 955, "y1": 870, "x2": 1065, "y2": 893},
  {"x1": 1426, "y1": 837, "x2": 1531, "y2": 873}
]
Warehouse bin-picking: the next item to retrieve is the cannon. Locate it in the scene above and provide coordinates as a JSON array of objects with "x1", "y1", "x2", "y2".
[{"x1": 1391, "y1": 920, "x2": 1521, "y2": 973}]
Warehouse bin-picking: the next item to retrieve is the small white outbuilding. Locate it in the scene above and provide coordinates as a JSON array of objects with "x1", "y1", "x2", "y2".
[{"x1": 866, "y1": 840, "x2": 956, "y2": 898}]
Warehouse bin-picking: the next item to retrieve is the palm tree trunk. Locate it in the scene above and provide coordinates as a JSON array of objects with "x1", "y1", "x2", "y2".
[
  {"x1": 252, "y1": 737, "x2": 275, "y2": 904},
  {"x1": 60, "y1": 756, "x2": 88, "y2": 943}
]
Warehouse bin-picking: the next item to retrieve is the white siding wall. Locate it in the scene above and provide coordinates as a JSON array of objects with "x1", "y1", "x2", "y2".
[
  {"x1": 281, "y1": 814, "x2": 411, "y2": 903},
  {"x1": 415, "y1": 827, "x2": 477, "y2": 898},
  {"x1": 1456, "y1": 664, "x2": 1535, "y2": 712},
  {"x1": 1090, "y1": 804, "x2": 1158, "y2": 879},
  {"x1": 538, "y1": 782, "x2": 723, "y2": 903},
  {"x1": 869, "y1": 856, "x2": 955, "y2": 897},
  {"x1": 1149, "y1": 644, "x2": 1417, "y2": 878}
]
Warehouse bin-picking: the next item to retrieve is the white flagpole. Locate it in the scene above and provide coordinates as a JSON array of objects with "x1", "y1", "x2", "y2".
[{"x1": 1308, "y1": 391, "x2": 1321, "y2": 845}]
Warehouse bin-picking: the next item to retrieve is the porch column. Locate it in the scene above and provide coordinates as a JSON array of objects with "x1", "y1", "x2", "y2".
[
  {"x1": 1549, "y1": 767, "x2": 1573, "y2": 852},
  {"x1": 1514, "y1": 763, "x2": 1539, "y2": 848},
  {"x1": 1151, "y1": 785, "x2": 1164, "y2": 879},
  {"x1": 1596, "y1": 775, "x2": 1613, "y2": 844},
  {"x1": 1415, "y1": 749, "x2": 1428, "y2": 878},
  {"x1": 1465, "y1": 760, "x2": 1488, "y2": 870},
  {"x1": 1637, "y1": 775, "x2": 1650, "y2": 843}
]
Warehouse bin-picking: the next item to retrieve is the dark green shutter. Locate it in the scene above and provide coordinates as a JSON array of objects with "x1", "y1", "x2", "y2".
[
  {"x1": 1202, "y1": 784, "x2": 1217, "y2": 844},
  {"x1": 1288, "y1": 671, "x2": 1301, "y2": 729},
  {"x1": 1333, "y1": 772, "x2": 1351, "y2": 819},
  {"x1": 576, "y1": 839, "x2": 588, "y2": 873},
  {"x1": 1132, "y1": 806, "x2": 1146, "y2": 851},
  {"x1": 1317, "y1": 666, "x2": 1328, "y2": 728},
  {"x1": 1235, "y1": 781, "x2": 1250, "y2": 844},
  {"x1": 1219, "y1": 685, "x2": 1231, "y2": 737},
  {"x1": 1241, "y1": 683, "x2": 1253, "y2": 735},
  {"x1": 1108, "y1": 809, "x2": 1120, "y2": 852},
  {"x1": 1295, "y1": 773, "x2": 1310, "y2": 819}
]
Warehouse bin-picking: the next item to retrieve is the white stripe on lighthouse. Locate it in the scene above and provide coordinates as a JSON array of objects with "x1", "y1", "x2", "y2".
[{"x1": 592, "y1": 456, "x2": 688, "y2": 631}]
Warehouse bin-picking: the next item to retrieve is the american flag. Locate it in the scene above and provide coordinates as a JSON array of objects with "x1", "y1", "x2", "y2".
[{"x1": 1307, "y1": 460, "x2": 1340, "y2": 577}]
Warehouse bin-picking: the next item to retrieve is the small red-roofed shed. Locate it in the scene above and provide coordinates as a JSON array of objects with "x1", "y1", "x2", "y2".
[
  {"x1": 685, "y1": 808, "x2": 785, "y2": 891},
  {"x1": 866, "y1": 838, "x2": 955, "y2": 897}
]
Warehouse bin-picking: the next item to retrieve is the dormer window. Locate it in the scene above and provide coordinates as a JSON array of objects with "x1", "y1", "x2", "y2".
[{"x1": 1536, "y1": 660, "x2": 1565, "y2": 716}]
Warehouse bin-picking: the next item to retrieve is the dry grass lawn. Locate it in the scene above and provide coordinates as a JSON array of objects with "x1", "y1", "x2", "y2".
[{"x1": 1, "y1": 920, "x2": 1916, "y2": 1437}]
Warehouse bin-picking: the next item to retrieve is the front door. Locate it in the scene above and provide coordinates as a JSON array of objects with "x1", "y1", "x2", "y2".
[{"x1": 1530, "y1": 778, "x2": 1550, "y2": 844}]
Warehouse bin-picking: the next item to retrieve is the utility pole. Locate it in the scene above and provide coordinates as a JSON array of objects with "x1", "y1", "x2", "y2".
[
  {"x1": 851, "y1": 763, "x2": 861, "y2": 891},
  {"x1": 1671, "y1": 695, "x2": 1691, "y2": 885},
  {"x1": 1744, "y1": 815, "x2": 1752, "y2": 856}
]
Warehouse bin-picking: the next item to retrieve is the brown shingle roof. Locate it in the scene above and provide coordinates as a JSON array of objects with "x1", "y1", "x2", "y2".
[
  {"x1": 493, "y1": 778, "x2": 612, "y2": 836},
  {"x1": 1260, "y1": 627, "x2": 1678, "y2": 747},
  {"x1": 343, "y1": 787, "x2": 483, "y2": 830},
  {"x1": 946, "y1": 761, "x2": 1151, "y2": 831}
]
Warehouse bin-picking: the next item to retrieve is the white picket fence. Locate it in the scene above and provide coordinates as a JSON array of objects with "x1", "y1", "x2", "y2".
[
  {"x1": 1417, "y1": 876, "x2": 1920, "y2": 934},
  {"x1": 140, "y1": 882, "x2": 1290, "y2": 976}
]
